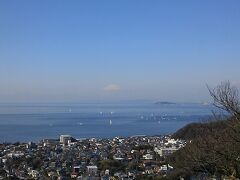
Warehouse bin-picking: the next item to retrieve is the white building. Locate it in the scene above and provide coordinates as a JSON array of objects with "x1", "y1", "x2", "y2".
[
  {"x1": 60, "y1": 135, "x2": 72, "y2": 145},
  {"x1": 87, "y1": 166, "x2": 98, "y2": 175},
  {"x1": 165, "y1": 138, "x2": 177, "y2": 145},
  {"x1": 143, "y1": 154, "x2": 153, "y2": 160},
  {"x1": 154, "y1": 146, "x2": 179, "y2": 157}
]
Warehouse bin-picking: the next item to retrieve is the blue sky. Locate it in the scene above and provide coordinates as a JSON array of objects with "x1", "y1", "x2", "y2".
[{"x1": 0, "y1": 0, "x2": 240, "y2": 103}]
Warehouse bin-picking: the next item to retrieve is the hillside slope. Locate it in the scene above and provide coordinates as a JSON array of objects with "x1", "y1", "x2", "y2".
[
  {"x1": 167, "y1": 117, "x2": 240, "y2": 179},
  {"x1": 172, "y1": 120, "x2": 227, "y2": 140}
]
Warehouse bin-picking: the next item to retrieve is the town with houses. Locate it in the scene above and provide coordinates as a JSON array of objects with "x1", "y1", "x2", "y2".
[{"x1": 0, "y1": 135, "x2": 186, "y2": 180}]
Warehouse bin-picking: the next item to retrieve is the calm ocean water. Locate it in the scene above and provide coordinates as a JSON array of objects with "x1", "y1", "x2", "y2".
[{"x1": 0, "y1": 103, "x2": 217, "y2": 142}]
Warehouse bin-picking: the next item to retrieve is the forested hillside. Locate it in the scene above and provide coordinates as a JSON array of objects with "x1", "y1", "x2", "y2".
[{"x1": 166, "y1": 82, "x2": 240, "y2": 179}]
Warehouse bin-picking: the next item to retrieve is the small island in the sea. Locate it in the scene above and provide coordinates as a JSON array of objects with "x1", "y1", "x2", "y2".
[{"x1": 154, "y1": 101, "x2": 176, "y2": 105}]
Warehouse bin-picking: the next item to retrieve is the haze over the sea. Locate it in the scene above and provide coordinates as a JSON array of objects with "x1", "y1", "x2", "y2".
[{"x1": 0, "y1": 0, "x2": 240, "y2": 103}]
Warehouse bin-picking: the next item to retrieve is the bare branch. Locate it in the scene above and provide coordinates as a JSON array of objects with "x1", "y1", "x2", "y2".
[{"x1": 207, "y1": 81, "x2": 240, "y2": 119}]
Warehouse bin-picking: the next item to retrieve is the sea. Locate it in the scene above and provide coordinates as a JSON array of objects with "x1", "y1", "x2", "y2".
[{"x1": 0, "y1": 103, "x2": 218, "y2": 142}]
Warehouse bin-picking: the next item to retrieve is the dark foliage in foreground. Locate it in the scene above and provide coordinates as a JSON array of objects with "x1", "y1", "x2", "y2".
[
  {"x1": 168, "y1": 118, "x2": 240, "y2": 179},
  {"x1": 172, "y1": 120, "x2": 227, "y2": 140},
  {"x1": 166, "y1": 82, "x2": 240, "y2": 179}
]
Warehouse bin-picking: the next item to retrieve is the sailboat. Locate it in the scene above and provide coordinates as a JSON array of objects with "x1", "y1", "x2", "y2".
[{"x1": 109, "y1": 120, "x2": 112, "y2": 125}]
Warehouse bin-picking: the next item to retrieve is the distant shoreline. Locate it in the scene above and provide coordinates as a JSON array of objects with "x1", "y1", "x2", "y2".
[{"x1": 154, "y1": 101, "x2": 176, "y2": 105}]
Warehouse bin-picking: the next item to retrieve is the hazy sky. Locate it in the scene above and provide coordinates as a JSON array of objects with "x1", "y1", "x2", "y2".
[{"x1": 0, "y1": 0, "x2": 240, "y2": 103}]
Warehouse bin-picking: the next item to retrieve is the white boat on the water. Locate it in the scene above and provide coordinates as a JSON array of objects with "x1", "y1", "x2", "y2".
[{"x1": 109, "y1": 120, "x2": 112, "y2": 125}]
